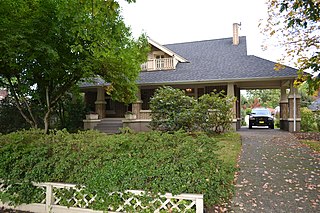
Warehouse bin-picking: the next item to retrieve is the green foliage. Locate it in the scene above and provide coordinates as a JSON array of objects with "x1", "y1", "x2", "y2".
[
  {"x1": 150, "y1": 87, "x2": 235, "y2": 134},
  {"x1": 245, "y1": 108, "x2": 252, "y2": 115},
  {"x1": 195, "y1": 92, "x2": 235, "y2": 134},
  {"x1": 54, "y1": 90, "x2": 87, "y2": 132},
  {"x1": 150, "y1": 86, "x2": 196, "y2": 132},
  {"x1": 299, "y1": 82, "x2": 316, "y2": 107},
  {"x1": 300, "y1": 107, "x2": 317, "y2": 132},
  {"x1": 265, "y1": 0, "x2": 320, "y2": 93},
  {"x1": 0, "y1": 0, "x2": 149, "y2": 133},
  {"x1": 0, "y1": 98, "x2": 30, "y2": 133},
  {"x1": 0, "y1": 129, "x2": 239, "y2": 208},
  {"x1": 315, "y1": 111, "x2": 320, "y2": 132},
  {"x1": 246, "y1": 89, "x2": 280, "y2": 109}
]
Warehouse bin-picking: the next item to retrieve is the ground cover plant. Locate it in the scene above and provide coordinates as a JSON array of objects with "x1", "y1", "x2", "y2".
[
  {"x1": 294, "y1": 132, "x2": 320, "y2": 152},
  {"x1": 0, "y1": 129, "x2": 241, "y2": 211}
]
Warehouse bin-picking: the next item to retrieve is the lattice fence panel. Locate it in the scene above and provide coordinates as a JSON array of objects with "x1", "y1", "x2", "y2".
[{"x1": 1, "y1": 181, "x2": 203, "y2": 213}]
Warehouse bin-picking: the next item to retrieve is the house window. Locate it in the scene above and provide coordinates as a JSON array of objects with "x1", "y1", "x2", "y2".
[{"x1": 155, "y1": 55, "x2": 165, "y2": 69}]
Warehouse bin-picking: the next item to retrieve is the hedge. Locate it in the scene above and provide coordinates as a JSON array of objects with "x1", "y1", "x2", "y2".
[{"x1": 0, "y1": 129, "x2": 238, "y2": 209}]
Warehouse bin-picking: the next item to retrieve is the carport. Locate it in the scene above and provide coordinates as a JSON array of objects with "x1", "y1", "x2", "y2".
[{"x1": 236, "y1": 78, "x2": 300, "y2": 132}]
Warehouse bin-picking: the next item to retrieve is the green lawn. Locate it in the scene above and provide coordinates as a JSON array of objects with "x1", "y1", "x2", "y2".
[
  {"x1": 215, "y1": 132, "x2": 242, "y2": 166},
  {"x1": 300, "y1": 140, "x2": 320, "y2": 152}
]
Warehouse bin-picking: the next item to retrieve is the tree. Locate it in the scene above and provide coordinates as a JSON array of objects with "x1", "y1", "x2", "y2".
[
  {"x1": 0, "y1": 0, "x2": 149, "y2": 133},
  {"x1": 246, "y1": 89, "x2": 280, "y2": 109},
  {"x1": 263, "y1": 0, "x2": 320, "y2": 93}
]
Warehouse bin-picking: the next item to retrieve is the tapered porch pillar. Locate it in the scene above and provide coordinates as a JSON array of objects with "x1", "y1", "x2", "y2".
[
  {"x1": 279, "y1": 86, "x2": 289, "y2": 130},
  {"x1": 95, "y1": 87, "x2": 106, "y2": 119},
  {"x1": 227, "y1": 83, "x2": 237, "y2": 130},
  {"x1": 288, "y1": 82, "x2": 301, "y2": 132},
  {"x1": 132, "y1": 89, "x2": 142, "y2": 119}
]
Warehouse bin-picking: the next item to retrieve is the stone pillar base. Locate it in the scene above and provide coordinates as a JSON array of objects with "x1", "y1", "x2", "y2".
[
  {"x1": 280, "y1": 120, "x2": 289, "y2": 131},
  {"x1": 288, "y1": 120, "x2": 301, "y2": 132},
  {"x1": 83, "y1": 119, "x2": 101, "y2": 130},
  {"x1": 231, "y1": 120, "x2": 237, "y2": 131}
]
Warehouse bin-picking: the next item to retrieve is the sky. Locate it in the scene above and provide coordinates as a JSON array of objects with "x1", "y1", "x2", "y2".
[{"x1": 118, "y1": 0, "x2": 285, "y2": 64}]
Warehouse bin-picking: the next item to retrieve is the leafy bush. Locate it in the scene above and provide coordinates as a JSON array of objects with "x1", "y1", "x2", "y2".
[
  {"x1": 300, "y1": 107, "x2": 317, "y2": 132},
  {"x1": 149, "y1": 86, "x2": 196, "y2": 132},
  {"x1": 315, "y1": 111, "x2": 320, "y2": 132},
  {"x1": 194, "y1": 92, "x2": 235, "y2": 133},
  {"x1": 0, "y1": 129, "x2": 238, "y2": 208},
  {"x1": 150, "y1": 86, "x2": 235, "y2": 134}
]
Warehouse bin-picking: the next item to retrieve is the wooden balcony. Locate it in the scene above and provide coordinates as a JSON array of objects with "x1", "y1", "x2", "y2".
[{"x1": 141, "y1": 58, "x2": 174, "y2": 71}]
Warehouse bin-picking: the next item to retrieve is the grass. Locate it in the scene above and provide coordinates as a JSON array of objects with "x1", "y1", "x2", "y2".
[
  {"x1": 300, "y1": 140, "x2": 320, "y2": 152},
  {"x1": 214, "y1": 132, "x2": 242, "y2": 166}
]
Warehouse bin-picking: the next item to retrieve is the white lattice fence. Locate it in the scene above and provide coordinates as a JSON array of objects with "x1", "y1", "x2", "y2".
[{"x1": 0, "y1": 182, "x2": 203, "y2": 213}]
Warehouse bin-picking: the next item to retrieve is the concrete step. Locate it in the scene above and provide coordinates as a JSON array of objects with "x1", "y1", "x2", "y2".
[{"x1": 94, "y1": 118, "x2": 123, "y2": 134}]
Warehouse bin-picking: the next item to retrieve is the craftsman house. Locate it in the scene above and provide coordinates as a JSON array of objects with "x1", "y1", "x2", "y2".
[{"x1": 81, "y1": 23, "x2": 301, "y2": 133}]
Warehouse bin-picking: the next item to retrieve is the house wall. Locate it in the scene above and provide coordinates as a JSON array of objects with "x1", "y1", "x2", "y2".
[{"x1": 149, "y1": 46, "x2": 171, "y2": 59}]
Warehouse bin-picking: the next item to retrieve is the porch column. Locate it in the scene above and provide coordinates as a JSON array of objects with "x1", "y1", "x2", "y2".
[
  {"x1": 279, "y1": 86, "x2": 289, "y2": 130},
  {"x1": 288, "y1": 82, "x2": 301, "y2": 132},
  {"x1": 132, "y1": 89, "x2": 142, "y2": 119},
  {"x1": 95, "y1": 87, "x2": 106, "y2": 119},
  {"x1": 227, "y1": 83, "x2": 237, "y2": 130}
]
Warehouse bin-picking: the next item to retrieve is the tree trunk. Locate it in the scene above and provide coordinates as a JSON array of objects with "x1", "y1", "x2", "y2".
[{"x1": 44, "y1": 110, "x2": 50, "y2": 134}]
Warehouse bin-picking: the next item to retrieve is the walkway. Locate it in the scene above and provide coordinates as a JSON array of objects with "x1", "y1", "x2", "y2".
[{"x1": 231, "y1": 128, "x2": 320, "y2": 212}]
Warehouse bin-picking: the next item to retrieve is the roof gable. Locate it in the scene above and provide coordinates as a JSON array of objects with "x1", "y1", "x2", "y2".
[{"x1": 148, "y1": 37, "x2": 188, "y2": 63}]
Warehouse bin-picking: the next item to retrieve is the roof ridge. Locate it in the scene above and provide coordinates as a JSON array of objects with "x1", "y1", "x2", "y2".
[{"x1": 164, "y1": 36, "x2": 246, "y2": 46}]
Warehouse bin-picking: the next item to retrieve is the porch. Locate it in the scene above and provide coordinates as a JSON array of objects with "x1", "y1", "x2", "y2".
[{"x1": 82, "y1": 79, "x2": 301, "y2": 133}]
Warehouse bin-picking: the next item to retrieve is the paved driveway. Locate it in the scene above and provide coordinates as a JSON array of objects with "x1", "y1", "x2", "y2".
[{"x1": 231, "y1": 128, "x2": 320, "y2": 212}]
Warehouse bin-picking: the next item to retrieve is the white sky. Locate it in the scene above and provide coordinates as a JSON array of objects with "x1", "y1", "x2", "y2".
[{"x1": 118, "y1": 0, "x2": 285, "y2": 64}]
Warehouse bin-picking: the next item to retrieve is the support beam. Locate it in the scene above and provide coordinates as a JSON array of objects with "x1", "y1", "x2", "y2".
[
  {"x1": 227, "y1": 83, "x2": 238, "y2": 130},
  {"x1": 131, "y1": 89, "x2": 142, "y2": 119},
  {"x1": 287, "y1": 82, "x2": 301, "y2": 132},
  {"x1": 95, "y1": 87, "x2": 106, "y2": 119},
  {"x1": 279, "y1": 86, "x2": 289, "y2": 130}
]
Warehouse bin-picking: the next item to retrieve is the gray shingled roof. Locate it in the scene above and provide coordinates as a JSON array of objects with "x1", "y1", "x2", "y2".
[
  {"x1": 138, "y1": 37, "x2": 297, "y2": 85},
  {"x1": 81, "y1": 36, "x2": 297, "y2": 88}
]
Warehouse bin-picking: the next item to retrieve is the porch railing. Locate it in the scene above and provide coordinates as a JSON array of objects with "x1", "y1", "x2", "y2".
[{"x1": 141, "y1": 58, "x2": 174, "y2": 71}]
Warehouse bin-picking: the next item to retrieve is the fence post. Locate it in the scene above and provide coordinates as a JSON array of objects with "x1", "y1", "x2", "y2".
[
  {"x1": 45, "y1": 184, "x2": 54, "y2": 213},
  {"x1": 195, "y1": 197, "x2": 204, "y2": 213}
]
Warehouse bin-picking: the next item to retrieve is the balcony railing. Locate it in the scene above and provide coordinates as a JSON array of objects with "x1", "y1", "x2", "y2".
[{"x1": 141, "y1": 58, "x2": 174, "y2": 71}]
